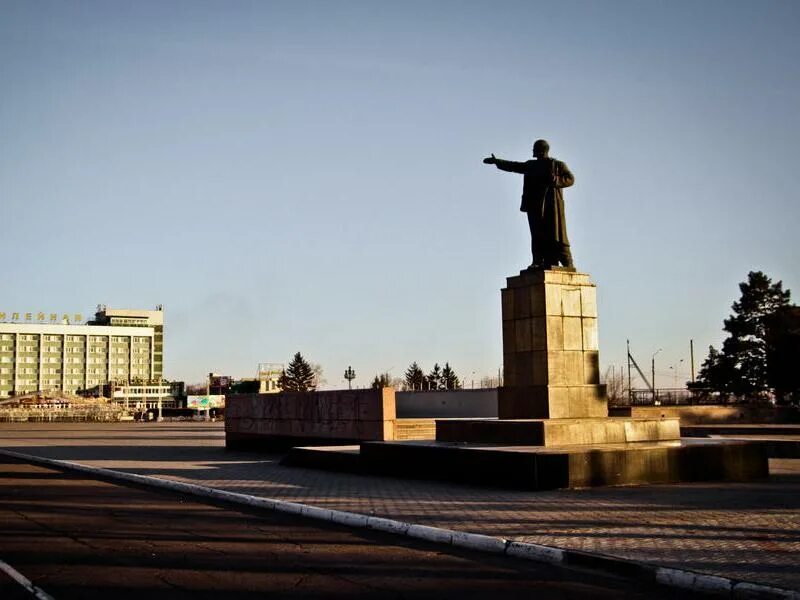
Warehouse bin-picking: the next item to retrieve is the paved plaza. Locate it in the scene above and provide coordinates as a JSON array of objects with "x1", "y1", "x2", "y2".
[
  {"x1": 3, "y1": 457, "x2": 676, "y2": 599},
  {"x1": 1, "y1": 422, "x2": 798, "y2": 592}
]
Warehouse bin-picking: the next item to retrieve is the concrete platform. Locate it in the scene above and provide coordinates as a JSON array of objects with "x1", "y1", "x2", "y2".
[
  {"x1": 682, "y1": 424, "x2": 800, "y2": 458},
  {"x1": 682, "y1": 424, "x2": 800, "y2": 436},
  {"x1": 283, "y1": 437, "x2": 768, "y2": 490},
  {"x1": 282, "y1": 444, "x2": 362, "y2": 472},
  {"x1": 4, "y1": 423, "x2": 799, "y2": 592},
  {"x1": 436, "y1": 417, "x2": 680, "y2": 446}
]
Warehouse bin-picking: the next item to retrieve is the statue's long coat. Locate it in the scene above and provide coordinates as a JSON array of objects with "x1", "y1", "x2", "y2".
[{"x1": 494, "y1": 157, "x2": 575, "y2": 246}]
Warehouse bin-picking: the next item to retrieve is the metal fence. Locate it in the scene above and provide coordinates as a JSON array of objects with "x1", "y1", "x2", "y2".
[
  {"x1": 0, "y1": 408, "x2": 127, "y2": 422},
  {"x1": 609, "y1": 388, "x2": 745, "y2": 407}
]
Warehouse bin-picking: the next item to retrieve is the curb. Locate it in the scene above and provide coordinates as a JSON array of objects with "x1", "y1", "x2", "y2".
[
  {"x1": 1, "y1": 448, "x2": 797, "y2": 600},
  {"x1": 0, "y1": 558, "x2": 55, "y2": 600}
]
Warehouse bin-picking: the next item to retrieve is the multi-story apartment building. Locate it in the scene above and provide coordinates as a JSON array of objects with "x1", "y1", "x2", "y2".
[{"x1": 0, "y1": 306, "x2": 164, "y2": 398}]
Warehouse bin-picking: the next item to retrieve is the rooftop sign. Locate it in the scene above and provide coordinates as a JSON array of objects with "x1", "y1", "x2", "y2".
[{"x1": 0, "y1": 312, "x2": 82, "y2": 324}]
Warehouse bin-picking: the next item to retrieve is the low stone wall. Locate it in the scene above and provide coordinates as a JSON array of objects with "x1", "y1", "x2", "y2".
[
  {"x1": 609, "y1": 404, "x2": 800, "y2": 425},
  {"x1": 225, "y1": 389, "x2": 396, "y2": 450},
  {"x1": 396, "y1": 389, "x2": 498, "y2": 418}
]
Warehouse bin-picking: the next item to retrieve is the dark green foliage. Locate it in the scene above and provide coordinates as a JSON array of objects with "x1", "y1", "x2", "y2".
[
  {"x1": 278, "y1": 352, "x2": 316, "y2": 392},
  {"x1": 441, "y1": 363, "x2": 461, "y2": 390},
  {"x1": 764, "y1": 306, "x2": 800, "y2": 405},
  {"x1": 405, "y1": 361, "x2": 461, "y2": 391},
  {"x1": 404, "y1": 362, "x2": 425, "y2": 390},
  {"x1": 695, "y1": 272, "x2": 791, "y2": 398},
  {"x1": 426, "y1": 363, "x2": 442, "y2": 390},
  {"x1": 371, "y1": 373, "x2": 392, "y2": 389},
  {"x1": 692, "y1": 345, "x2": 733, "y2": 392}
]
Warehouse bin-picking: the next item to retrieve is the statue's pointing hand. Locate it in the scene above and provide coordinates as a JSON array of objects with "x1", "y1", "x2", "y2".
[{"x1": 483, "y1": 153, "x2": 497, "y2": 165}]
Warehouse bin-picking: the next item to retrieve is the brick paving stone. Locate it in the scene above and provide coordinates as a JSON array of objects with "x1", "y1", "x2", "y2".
[{"x1": 1, "y1": 422, "x2": 798, "y2": 591}]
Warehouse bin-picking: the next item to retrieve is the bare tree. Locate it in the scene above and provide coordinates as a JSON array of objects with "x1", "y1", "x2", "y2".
[
  {"x1": 311, "y1": 363, "x2": 326, "y2": 390},
  {"x1": 603, "y1": 366, "x2": 626, "y2": 405},
  {"x1": 479, "y1": 376, "x2": 499, "y2": 388}
]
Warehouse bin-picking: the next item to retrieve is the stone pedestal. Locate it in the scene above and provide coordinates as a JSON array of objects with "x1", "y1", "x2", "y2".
[
  {"x1": 500, "y1": 268, "x2": 606, "y2": 419},
  {"x1": 439, "y1": 267, "x2": 680, "y2": 447}
]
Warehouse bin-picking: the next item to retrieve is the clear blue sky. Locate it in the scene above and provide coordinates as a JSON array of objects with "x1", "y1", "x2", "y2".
[{"x1": 2, "y1": 1, "x2": 798, "y2": 388}]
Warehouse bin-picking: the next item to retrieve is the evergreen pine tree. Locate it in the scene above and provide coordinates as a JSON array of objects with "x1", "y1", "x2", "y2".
[
  {"x1": 404, "y1": 362, "x2": 425, "y2": 390},
  {"x1": 371, "y1": 373, "x2": 392, "y2": 389},
  {"x1": 426, "y1": 363, "x2": 442, "y2": 390},
  {"x1": 441, "y1": 363, "x2": 461, "y2": 390},
  {"x1": 693, "y1": 345, "x2": 736, "y2": 393},
  {"x1": 696, "y1": 271, "x2": 791, "y2": 397},
  {"x1": 278, "y1": 352, "x2": 316, "y2": 392}
]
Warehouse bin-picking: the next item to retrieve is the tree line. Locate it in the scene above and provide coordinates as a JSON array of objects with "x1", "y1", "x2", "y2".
[
  {"x1": 398, "y1": 361, "x2": 461, "y2": 390},
  {"x1": 371, "y1": 363, "x2": 462, "y2": 390},
  {"x1": 277, "y1": 353, "x2": 464, "y2": 392}
]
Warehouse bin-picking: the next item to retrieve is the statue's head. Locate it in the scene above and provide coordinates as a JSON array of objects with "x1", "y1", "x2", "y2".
[{"x1": 533, "y1": 139, "x2": 550, "y2": 158}]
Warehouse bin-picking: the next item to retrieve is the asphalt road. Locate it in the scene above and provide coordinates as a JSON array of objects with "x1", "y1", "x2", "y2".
[{"x1": 0, "y1": 456, "x2": 700, "y2": 599}]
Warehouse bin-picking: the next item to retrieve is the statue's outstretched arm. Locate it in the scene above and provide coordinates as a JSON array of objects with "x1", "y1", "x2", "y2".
[
  {"x1": 483, "y1": 154, "x2": 527, "y2": 173},
  {"x1": 493, "y1": 158, "x2": 527, "y2": 174}
]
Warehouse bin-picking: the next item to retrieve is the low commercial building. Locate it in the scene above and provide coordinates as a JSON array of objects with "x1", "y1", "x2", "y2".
[
  {"x1": 108, "y1": 382, "x2": 176, "y2": 410},
  {"x1": 257, "y1": 363, "x2": 283, "y2": 394}
]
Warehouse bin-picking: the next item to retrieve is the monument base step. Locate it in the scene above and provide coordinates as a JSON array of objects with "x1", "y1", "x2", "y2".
[
  {"x1": 395, "y1": 418, "x2": 438, "y2": 440},
  {"x1": 435, "y1": 417, "x2": 680, "y2": 446},
  {"x1": 281, "y1": 445, "x2": 362, "y2": 472},
  {"x1": 281, "y1": 438, "x2": 768, "y2": 490}
]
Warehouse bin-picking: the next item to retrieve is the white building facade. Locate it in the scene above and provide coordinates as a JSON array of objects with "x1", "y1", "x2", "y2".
[{"x1": 0, "y1": 306, "x2": 163, "y2": 398}]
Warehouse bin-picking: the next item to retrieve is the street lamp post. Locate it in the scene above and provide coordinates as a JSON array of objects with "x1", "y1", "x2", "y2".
[
  {"x1": 344, "y1": 366, "x2": 356, "y2": 390},
  {"x1": 670, "y1": 359, "x2": 685, "y2": 387},
  {"x1": 651, "y1": 348, "x2": 662, "y2": 403}
]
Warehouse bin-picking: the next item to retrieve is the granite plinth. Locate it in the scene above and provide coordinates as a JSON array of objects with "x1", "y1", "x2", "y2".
[
  {"x1": 355, "y1": 438, "x2": 768, "y2": 490},
  {"x1": 435, "y1": 417, "x2": 680, "y2": 446},
  {"x1": 499, "y1": 385, "x2": 607, "y2": 419},
  {"x1": 501, "y1": 269, "x2": 606, "y2": 419}
]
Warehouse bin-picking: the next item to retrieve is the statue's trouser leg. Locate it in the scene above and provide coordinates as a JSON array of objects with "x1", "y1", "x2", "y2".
[
  {"x1": 527, "y1": 212, "x2": 544, "y2": 266},
  {"x1": 556, "y1": 243, "x2": 574, "y2": 268}
]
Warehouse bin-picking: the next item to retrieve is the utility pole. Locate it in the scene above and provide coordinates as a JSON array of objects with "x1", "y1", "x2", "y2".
[
  {"x1": 690, "y1": 339, "x2": 696, "y2": 383},
  {"x1": 206, "y1": 372, "x2": 212, "y2": 421},
  {"x1": 626, "y1": 340, "x2": 632, "y2": 403},
  {"x1": 651, "y1": 348, "x2": 662, "y2": 403}
]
